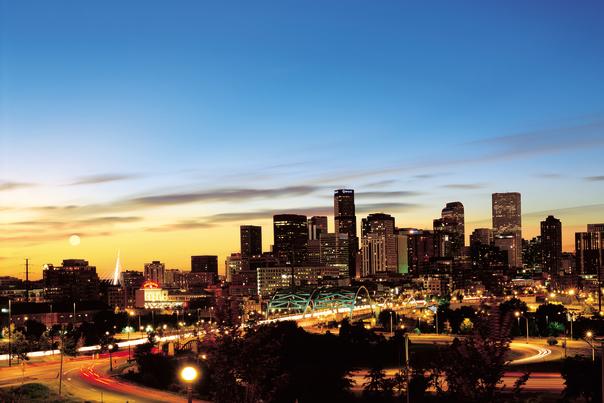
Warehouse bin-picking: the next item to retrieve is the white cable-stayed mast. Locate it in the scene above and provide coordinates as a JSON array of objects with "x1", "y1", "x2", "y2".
[{"x1": 112, "y1": 250, "x2": 121, "y2": 285}]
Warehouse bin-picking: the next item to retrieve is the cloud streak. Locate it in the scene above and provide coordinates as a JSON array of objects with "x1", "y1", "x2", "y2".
[
  {"x1": 69, "y1": 174, "x2": 141, "y2": 185},
  {"x1": 0, "y1": 181, "x2": 34, "y2": 191},
  {"x1": 442, "y1": 183, "x2": 486, "y2": 190}
]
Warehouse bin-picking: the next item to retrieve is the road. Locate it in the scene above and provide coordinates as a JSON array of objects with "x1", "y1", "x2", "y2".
[
  {"x1": 350, "y1": 334, "x2": 565, "y2": 394},
  {"x1": 0, "y1": 352, "x2": 206, "y2": 402}
]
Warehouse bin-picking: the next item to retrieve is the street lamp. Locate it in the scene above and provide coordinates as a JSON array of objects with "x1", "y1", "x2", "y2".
[
  {"x1": 584, "y1": 331, "x2": 596, "y2": 362},
  {"x1": 514, "y1": 311, "x2": 529, "y2": 343},
  {"x1": 180, "y1": 365, "x2": 199, "y2": 403}
]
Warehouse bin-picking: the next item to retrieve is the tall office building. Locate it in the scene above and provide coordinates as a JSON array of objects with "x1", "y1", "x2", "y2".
[
  {"x1": 440, "y1": 202, "x2": 465, "y2": 258},
  {"x1": 43, "y1": 259, "x2": 100, "y2": 302},
  {"x1": 273, "y1": 214, "x2": 308, "y2": 265},
  {"x1": 402, "y1": 228, "x2": 436, "y2": 275},
  {"x1": 361, "y1": 213, "x2": 395, "y2": 237},
  {"x1": 492, "y1": 192, "x2": 522, "y2": 267},
  {"x1": 470, "y1": 228, "x2": 493, "y2": 246},
  {"x1": 240, "y1": 225, "x2": 262, "y2": 259},
  {"x1": 121, "y1": 270, "x2": 145, "y2": 308},
  {"x1": 575, "y1": 231, "x2": 603, "y2": 275},
  {"x1": 319, "y1": 233, "x2": 350, "y2": 277},
  {"x1": 588, "y1": 224, "x2": 604, "y2": 233},
  {"x1": 541, "y1": 216, "x2": 562, "y2": 275},
  {"x1": 144, "y1": 261, "x2": 165, "y2": 285},
  {"x1": 308, "y1": 216, "x2": 328, "y2": 240},
  {"x1": 334, "y1": 189, "x2": 358, "y2": 277},
  {"x1": 191, "y1": 255, "x2": 218, "y2": 284}
]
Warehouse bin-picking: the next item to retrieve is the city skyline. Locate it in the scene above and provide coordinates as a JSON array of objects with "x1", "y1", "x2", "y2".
[{"x1": 2, "y1": 1, "x2": 604, "y2": 278}]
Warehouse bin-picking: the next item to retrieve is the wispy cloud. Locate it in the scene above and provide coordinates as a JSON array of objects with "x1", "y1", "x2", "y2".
[
  {"x1": 69, "y1": 174, "x2": 141, "y2": 185},
  {"x1": 585, "y1": 176, "x2": 604, "y2": 181},
  {"x1": 0, "y1": 181, "x2": 34, "y2": 191},
  {"x1": 147, "y1": 221, "x2": 216, "y2": 232},
  {"x1": 442, "y1": 183, "x2": 486, "y2": 190},
  {"x1": 362, "y1": 179, "x2": 398, "y2": 188},
  {"x1": 356, "y1": 191, "x2": 421, "y2": 198},
  {"x1": 310, "y1": 118, "x2": 604, "y2": 184},
  {"x1": 125, "y1": 186, "x2": 321, "y2": 207},
  {"x1": 535, "y1": 173, "x2": 562, "y2": 179}
]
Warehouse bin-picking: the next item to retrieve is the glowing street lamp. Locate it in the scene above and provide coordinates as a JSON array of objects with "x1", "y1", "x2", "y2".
[{"x1": 180, "y1": 366, "x2": 199, "y2": 403}]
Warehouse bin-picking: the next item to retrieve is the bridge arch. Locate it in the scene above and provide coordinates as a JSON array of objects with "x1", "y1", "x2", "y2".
[{"x1": 267, "y1": 285, "x2": 375, "y2": 321}]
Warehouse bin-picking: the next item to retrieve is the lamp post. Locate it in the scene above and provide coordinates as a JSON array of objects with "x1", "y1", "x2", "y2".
[
  {"x1": 514, "y1": 311, "x2": 529, "y2": 343},
  {"x1": 584, "y1": 331, "x2": 596, "y2": 362},
  {"x1": 180, "y1": 366, "x2": 199, "y2": 403},
  {"x1": 389, "y1": 311, "x2": 394, "y2": 337}
]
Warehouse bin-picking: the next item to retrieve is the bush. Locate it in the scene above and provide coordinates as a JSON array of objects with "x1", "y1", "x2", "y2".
[{"x1": 547, "y1": 337, "x2": 558, "y2": 346}]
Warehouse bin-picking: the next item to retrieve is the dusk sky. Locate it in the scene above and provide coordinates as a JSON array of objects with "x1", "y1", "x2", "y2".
[{"x1": 1, "y1": 1, "x2": 603, "y2": 279}]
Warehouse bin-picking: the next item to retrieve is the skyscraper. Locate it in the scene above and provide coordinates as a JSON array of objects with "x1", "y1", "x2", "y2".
[
  {"x1": 273, "y1": 214, "x2": 308, "y2": 265},
  {"x1": 191, "y1": 255, "x2": 218, "y2": 285},
  {"x1": 361, "y1": 213, "x2": 395, "y2": 237},
  {"x1": 144, "y1": 261, "x2": 165, "y2": 285},
  {"x1": 492, "y1": 192, "x2": 522, "y2": 267},
  {"x1": 240, "y1": 225, "x2": 262, "y2": 259},
  {"x1": 440, "y1": 201, "x2": 465, "y2": 258},
  {"x1": 470, "y1": 228, "x2": 493, "y2": 246},
  {"x1": 43, "y1": 259, "x2": 100, "y2": 302},
  {"x1": 541, "y1": 215, "x2": 562, "y2": 275},
  {"x1": 334, "y1": 189, "x2": 358, "y2": 276},
  {"x1": 319, "y1": 232, "x2": 350, "y2": 277},
  {"x1": 575, "y1": 231, "x2": 603, "y2": 275},
  {"x1": 588, "y1": 224, "x2": 604, "y2": 233},
  {"x1": 308, "y1": 216, "x2": 328, "y2": 240}
]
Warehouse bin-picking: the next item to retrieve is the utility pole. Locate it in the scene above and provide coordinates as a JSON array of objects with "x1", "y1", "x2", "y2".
[
  {"x1": 405, "y1": 334, "x2": 410, "y2": 403},
  {"x1": 25, "y1": 259, "x2": 29, "y2": 303},
  {"x1": 8, "y1": 299, "x2": 12, "y2": 367}
]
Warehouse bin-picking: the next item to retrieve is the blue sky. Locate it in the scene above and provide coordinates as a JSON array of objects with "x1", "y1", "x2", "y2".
[{"x1": 1, "y1": 1, "x2": 603, "y2": 277}]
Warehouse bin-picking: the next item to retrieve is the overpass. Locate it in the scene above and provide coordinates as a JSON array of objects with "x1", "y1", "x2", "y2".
[{"x1": 261, "y1": 285, "x2": 433, "y2": 327}]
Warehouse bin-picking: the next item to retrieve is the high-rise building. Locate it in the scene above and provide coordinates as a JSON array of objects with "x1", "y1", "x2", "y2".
[
  {"x1": 492, "y1": 192, "x2": 522, "y2": 267},
  {"x1": 541, "y1": 215, "x2": 562, "y2": 275},
  {"x1": 470, "y1": 228, "x2": 493, "y2": 246},
  {"x1": 439, "y1": 202, "x2": 465, "y2": 258},
  {"x1": 191, "y1": 255, "x2": 218, "y2": 285},
  {"x1": 273, "y1": 214, "x2": 308, "y2": 265},
  {"x1": 319, "y1": 233, "x2": 350, "y2": 277},
  {"x1": 494, "y1": 233, "x2": 521, "y2": 269},
  {"x1": 402, "y1": 228, "x2": 436, "y2": 275},
  {"x1": 360, "y1": 233, "x2": 401, "y2": 276},
  {"x1": 164, "y1": 269, "x2": 187, "y2": 288},
  {"x1": 334, "y1": 189, "x2": 358, "y2": 277},
  {"x1": 43, "y1": 259, "x2": 100, "y2": 302},
  {"x1": 121, "y1": 270, "x2": 145, "y2": 308},
  {"x1": 240, "y1": 225, "x2": 262, "y2": 259},
  {"x1": 225, "y1": 253, "x2": 243, "y2": 282},
  {"x1": 361, "y1": 213, "x2": 395, "y2": 237},
  {"x1": 144, "y1": 261, "x2": 165, "y2": 285},
  {"x1": 308, "y1": 216, "x2": 328, "y2": 240},
  {"x1": 575, "y1": 231, "x2": 603, "y2": 275},
  {"x1": 588, "y1": 224, "x2": 604, "y2": 233}
]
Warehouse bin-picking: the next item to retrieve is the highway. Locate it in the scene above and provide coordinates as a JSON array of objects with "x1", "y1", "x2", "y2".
[{"x1": 0, "y1": 352, "x2": 207, "y2": 402}]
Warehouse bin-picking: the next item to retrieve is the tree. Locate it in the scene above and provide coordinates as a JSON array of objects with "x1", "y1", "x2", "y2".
[
  {"x1": 561, "y1": 355, "x2": 602, "y2": 402},
  {"x1": 548, "y1": 321, "x2": 565, "y2": 337},
  {"x1": 363, "y1": 363, "x2": 391, "y2": 399},
  {"x1": 10, "y1": 331, "x2": 30, "y2": 363},
  {"x1": 440, "y1": 307, "x2": 528, "y2": 402},
  {"x1": 535, "y1": 303, "x2": 566, "y2": 337},
  {"x1": 499, "y1": 298, "x2": 528, "y2": 337},
  {"x1": 460, "y1": 318, "x2": 474, "y2": 334},
  {"x1": 378, "y1": 309, "x2": 398, "y2": 331},
  {"x1": 22, "y1": 319, "x2": 46, "y2": 340},
  {"x1": 58, "y1": 326, "x2": 80, "y2": 396}
]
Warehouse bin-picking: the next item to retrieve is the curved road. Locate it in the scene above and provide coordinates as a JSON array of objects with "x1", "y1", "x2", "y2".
[{"x1": 0, "y1": 352, "x2": 206, "y2": 402}]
